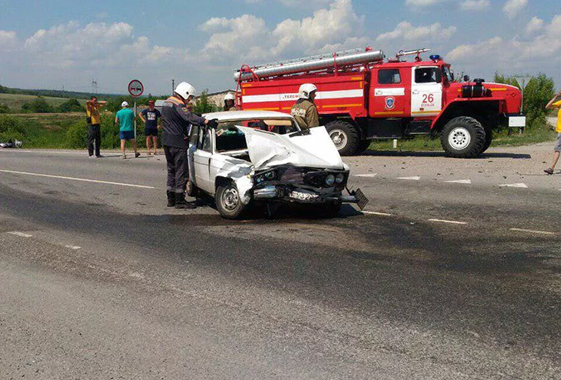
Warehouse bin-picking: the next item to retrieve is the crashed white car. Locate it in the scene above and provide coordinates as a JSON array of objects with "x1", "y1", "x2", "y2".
[{"x1": 188, "y1": 111, "x2": 365, "y2": 219}]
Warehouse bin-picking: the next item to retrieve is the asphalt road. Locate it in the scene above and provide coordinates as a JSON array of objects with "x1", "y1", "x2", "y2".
[{"x1": 0, "y1": 144, "x2": 560, "y2": 379}]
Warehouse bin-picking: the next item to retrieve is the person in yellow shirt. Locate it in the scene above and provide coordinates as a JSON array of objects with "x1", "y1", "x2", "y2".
[
  {"x1": 544, "y1": 91, "x2": 561, "y2": 174},
  {"x1": 86, "y1": 96, "x2": 107, "y2": 158}
]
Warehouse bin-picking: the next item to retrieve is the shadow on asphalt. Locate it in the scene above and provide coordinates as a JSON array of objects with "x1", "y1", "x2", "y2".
[{"x1": 360, "y1": 150, "x2": 532, "y2": 159}]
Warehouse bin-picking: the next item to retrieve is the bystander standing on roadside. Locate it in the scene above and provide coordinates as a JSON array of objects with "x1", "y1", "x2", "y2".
[
  {"x1": 115, "y1": 101, "x2": 140, "y2": 159},
  {"x1": 140, "y1": 100, "x2": 161, "y2": 155},
  {"x1": 544, "y1": 91, "x2": 561, "y2": 175},
  {"x1": 86, "y1": 96, "x2": 107, "y2": 158},
  {"x1": 161, "y1": 82, "x2": 217, "y2": 209}
]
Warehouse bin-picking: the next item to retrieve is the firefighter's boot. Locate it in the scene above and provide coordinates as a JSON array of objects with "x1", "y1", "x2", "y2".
[
  {"x1": 175, "y1": 193, "x2": 196, "y2": 209},
  {"x1": 166, "y1": 191, "x2": 176, "y2": 207}
]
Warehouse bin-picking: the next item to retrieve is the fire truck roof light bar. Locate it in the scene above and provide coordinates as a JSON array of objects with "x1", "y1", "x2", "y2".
[{"x1": 235, "y1": 48, "x2": 384, "y2": 81}]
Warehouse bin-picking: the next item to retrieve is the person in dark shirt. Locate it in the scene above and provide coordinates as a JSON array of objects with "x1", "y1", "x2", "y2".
[
  {"x1": 161, "y1": 82, "x2": 218, "y2": 209},
  {"x1": 140, "y1": 100, "x2": 161, "y2": 155}
]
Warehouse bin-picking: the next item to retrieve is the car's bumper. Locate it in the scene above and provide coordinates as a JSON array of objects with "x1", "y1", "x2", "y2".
[{"x1": 253, "y1": 185, "x2": 368, "y2": 209}]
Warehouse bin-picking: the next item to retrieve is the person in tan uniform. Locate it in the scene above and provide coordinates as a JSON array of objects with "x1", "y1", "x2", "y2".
[
  {"x1": 224, "y1": 93, "x2": 237, "y2": 111},
  {"x1": 291, "y1": 83, "x2": 319, "y2": 129}
]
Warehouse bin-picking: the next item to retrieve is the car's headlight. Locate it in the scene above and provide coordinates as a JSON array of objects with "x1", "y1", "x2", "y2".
[
  {"x1": 325, "y1": 174, "x2": 335, "y2": 186},
  {"x1": 335, "y1": 173, "x2": 345, "y2": 184},
  {"x1": 255, "y1": 170, "x2": 277, "y2": 184}
]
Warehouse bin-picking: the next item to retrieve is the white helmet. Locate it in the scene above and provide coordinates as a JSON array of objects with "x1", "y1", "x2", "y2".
[
  {"x1": 299, "y1": 83, "x2": 317, "y2": 99},
  {"x1": 121, "y1": 101, "x2": 129, "y2": 107},
  {"x1": 175, "y1": 82, "x2": 196, "y2": 100},
  {"x1": 224, "y1": 93, "x2": 235, "y2": 101}
]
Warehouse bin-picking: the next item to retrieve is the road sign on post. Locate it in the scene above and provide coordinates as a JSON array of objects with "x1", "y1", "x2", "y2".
[
  {"x1": 128, "y1": 80, "x2": 144, "y2": 138},
  {"x1": 128, "y1": 80, "x2": 144, "y2": 98}
]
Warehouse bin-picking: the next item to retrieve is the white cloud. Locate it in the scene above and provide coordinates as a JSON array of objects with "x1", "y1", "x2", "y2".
[
  {"x1": 459, "y1": 0, "x2": 490, "y2": 11},
  {"x1": 276, "y1": 0, "x2": 331, "y2": 5},
  {"x1": 526, "y1": 16, "x2": 544, "y2": 35},
  {"x1": 199, "y1": 0, "x2": 366, "y2": 63},
  {"x1": 377, "y1": 21, "x2": 457, "y2": 42},
  {"x1": 0, "y1": 30, "x2": 17, "y2": 50},
  {"x1": 447, "y1": 15, "x2": 561, "y2": 77},
  {"x1": 20, "y1": 22, "x2": 186, "y2": 69},
  {"x1": 405, "y1": 0, "x2": 447, "y2": 7},
  {"x1": 503, "y1": 0, "x2": 527, "y2": 19}
]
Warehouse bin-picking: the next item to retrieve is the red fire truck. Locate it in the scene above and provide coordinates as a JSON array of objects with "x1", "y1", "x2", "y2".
[{"x1": 234, "y1": 48, "x2": 525, "y2": 157}]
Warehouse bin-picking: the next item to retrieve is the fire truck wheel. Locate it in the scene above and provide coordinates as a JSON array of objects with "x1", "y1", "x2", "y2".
[
  {"x1": 440, "y1": 117, "x2": 486, "y2": 158},
  {"x1": 325, "y1": 121, "x2": 359, "y2": 156},
  {"x1": 479, "y1": 129, "x2": 493, "y2": 154},
  {"x1": 357, "y1": 140, "x2": 372, "y2": 154}
]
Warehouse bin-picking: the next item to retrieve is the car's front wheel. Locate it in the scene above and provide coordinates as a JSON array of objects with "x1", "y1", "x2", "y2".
[{"x1": 216, "y1": 182, "x2": 248, "y2": 219}]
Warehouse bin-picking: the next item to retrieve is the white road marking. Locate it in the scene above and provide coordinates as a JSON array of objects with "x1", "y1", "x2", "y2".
[
  {"x1": 0, "y1": 169, "x2": 156, "y2": 189},
  {"x1": 362, "y1": 211, "x2": 392, "y2": 216},
  {"x1": 445, "y1": 179, "x2": 472, "y2": 184},
  {"x1": 354, "y1": 173, "x2": 378, "y2": 178},
  {"x1": 428, "y1": 219, "x2": 468, "y2": 225},
  {"x1": 397, "y1": 176, "x2": 421, "y2": 181},
  {"x1": 8, "y1": 231, "x2": 33, "y2": 238},
  {"x1": 499, "y1": 183, "x2": 528, "y2": 188},
  {"x1": 64, "y1": 245, "x2": 81, "y2": 250},
  {"x1": 509, "y1": 228, "x2": 556, "y2": 235}
]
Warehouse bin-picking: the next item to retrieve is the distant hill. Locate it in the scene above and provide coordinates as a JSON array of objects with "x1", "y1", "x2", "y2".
[{"x1": 0, "y1": 84, "x2": 114, "y2": 100}]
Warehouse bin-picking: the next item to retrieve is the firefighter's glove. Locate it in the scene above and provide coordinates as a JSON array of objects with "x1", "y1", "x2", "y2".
[{"x1": 207, "y1": 119, "x2": 219, "y2": 129}]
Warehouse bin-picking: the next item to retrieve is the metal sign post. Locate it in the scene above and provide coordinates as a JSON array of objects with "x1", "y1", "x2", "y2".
[{"x1": 128, "y1": 79, "x2": 144, "y2": 138}]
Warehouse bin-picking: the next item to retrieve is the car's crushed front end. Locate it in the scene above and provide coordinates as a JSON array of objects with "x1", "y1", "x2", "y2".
[
  {"x1": 235, "y1": 126, "x2": 368, "y2": 209},
  {"x1": 252, "y1": 166, "x2": 352, "y2": 204}
]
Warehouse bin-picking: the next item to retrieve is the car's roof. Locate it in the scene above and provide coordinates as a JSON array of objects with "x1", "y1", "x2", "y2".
[{"x1": 203, "y1": 110, "x2": 295, "y2": 121}]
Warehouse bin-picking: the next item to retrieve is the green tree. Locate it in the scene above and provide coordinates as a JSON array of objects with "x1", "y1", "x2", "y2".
[
  {"x1": 494, "y1": 73, "x2": 555, "y2": 128},
  {"x1": 193, "y1": 90, "x2": 218, "y2": 114},
  {"x1": 21, "y1": 96, "x2": 54, "y2": 113},
  {"x1": 58, "y1": 98, "x2": 85, "y2": 113}
]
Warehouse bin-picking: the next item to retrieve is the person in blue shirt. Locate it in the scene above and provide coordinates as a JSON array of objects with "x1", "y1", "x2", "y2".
[
  {"x1": 140, "y1": 100, "x2": 161, "y2": 155},
  {"x1": 115, "y1": 101, "x2": 140, "y2": 159}
]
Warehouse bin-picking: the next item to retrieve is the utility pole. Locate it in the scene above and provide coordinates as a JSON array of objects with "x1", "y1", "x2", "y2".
[
  {"x1": 91, "y1": 79, "x2": 98, "y2": 94},
  {"x1": 172, "y1": 79, "x2": 175, "y2": 95}
]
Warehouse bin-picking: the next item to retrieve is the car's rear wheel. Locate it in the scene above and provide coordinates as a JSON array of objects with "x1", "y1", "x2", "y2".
[
  {"x1": 186, "y1": 180, "x2": 198, "y2": 197},
  {"x1": 216, "y1": 182, "x2": 247, "y2": 219}
]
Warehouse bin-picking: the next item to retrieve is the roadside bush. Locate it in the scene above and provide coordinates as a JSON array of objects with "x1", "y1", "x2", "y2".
[
  {"x1": 0, "y1": 115, "x2": 26, "y2": 141},
  {"x1": 65, "y1": 123, "x2": 87, "y2": 148},
  {"x1": 58, "y1": 98, "x2": 85, "y2": 113},
  {"x1": 0, "y1": 103, "x2": 10, "y2": 114},
  {"x1": 21, "y1": 96, "x2": 54, "y2": 113}
]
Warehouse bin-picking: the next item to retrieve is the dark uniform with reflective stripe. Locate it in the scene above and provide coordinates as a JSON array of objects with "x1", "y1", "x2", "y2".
[
  {"x1": 290, "y1": 99, "x2": 319, "y2": 129},
  {"x1": 161, "y1": 96, "x2": 205, "y2": 195}
]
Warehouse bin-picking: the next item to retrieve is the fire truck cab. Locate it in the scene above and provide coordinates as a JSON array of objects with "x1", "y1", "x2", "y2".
[{"x1": 235, "y1": 48, "x2": 525, "y2": 157}]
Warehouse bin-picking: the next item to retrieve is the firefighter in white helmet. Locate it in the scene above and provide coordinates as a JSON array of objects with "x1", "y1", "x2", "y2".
[
  {"x1": 161, "y1": 81, "x2": 218, "y2": 209},
  {"x1": 291, "y1": 83, "x2": 319, "y2": 129},
  {"x1": 224, "y1": 93, "x2": 237, "y2": 111}
]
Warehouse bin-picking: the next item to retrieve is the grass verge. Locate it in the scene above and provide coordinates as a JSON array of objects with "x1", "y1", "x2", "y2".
[{"x1": 367, "y1": 124, "x2": 556, "y2": 152}]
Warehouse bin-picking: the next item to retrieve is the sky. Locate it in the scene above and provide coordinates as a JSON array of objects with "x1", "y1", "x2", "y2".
[{"x1": 0, "y1": 0, "x2": 559, "y2": 95}]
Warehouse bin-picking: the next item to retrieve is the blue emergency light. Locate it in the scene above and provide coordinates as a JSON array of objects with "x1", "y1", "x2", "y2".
[{"x1": 430, "y1": 55, "x2": 441, "y2": 61}]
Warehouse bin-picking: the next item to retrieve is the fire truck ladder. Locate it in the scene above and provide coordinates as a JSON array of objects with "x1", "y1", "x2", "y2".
[{"x1": 234, "y1": 47, "x2": 385, "y2": 82}]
